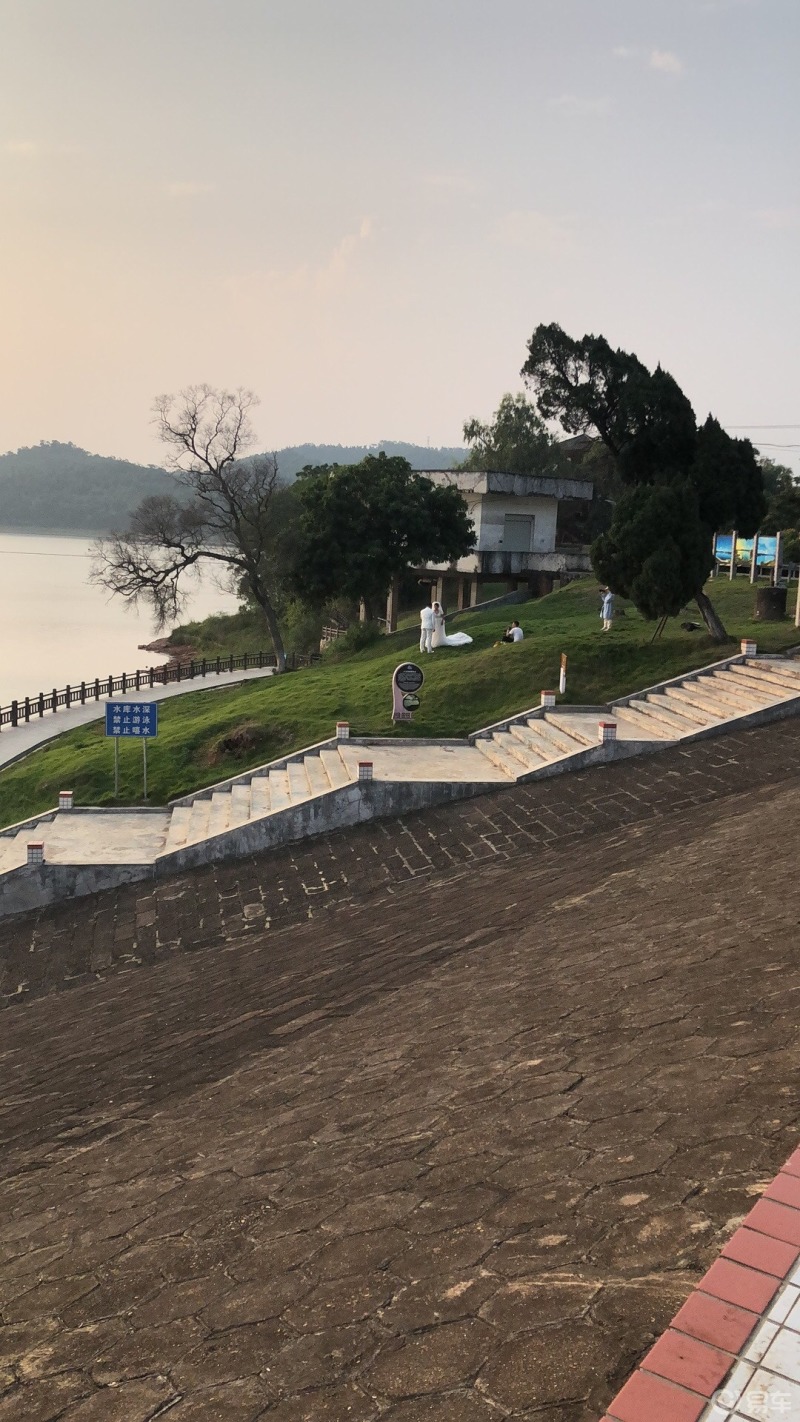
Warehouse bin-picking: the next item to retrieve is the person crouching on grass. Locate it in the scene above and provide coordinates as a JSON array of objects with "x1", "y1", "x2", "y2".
[{"x1": 495, "y1": 620, "x2": 524, "y2": 646}]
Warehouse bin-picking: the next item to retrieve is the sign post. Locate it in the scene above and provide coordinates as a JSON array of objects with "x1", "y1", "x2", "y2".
[
  {"x1": 105, "y1": 702, "x2": 158, "y2": 800},
  {"x1": 392, "y1": 663, "x2": 424, "y2": 723},
  {"x1": 559, "y1": 653, "x2": 568, "y2": 697}
]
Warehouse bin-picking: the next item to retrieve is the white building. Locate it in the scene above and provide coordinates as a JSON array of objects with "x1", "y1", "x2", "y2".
[{"x1": 386, "y1": 466, "x2": 594, "y2": 626}]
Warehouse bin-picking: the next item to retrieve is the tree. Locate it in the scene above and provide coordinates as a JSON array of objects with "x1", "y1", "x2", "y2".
[
  {"x1": 759, "y1": 458, "x2": 800, "y2": 534},
  {"x1": 592, "y1": 483, "x2": 712, "y2": 619},
  {"x1": 461, "y1": 392, "x2": 562, "y2": 476},
  {"x1": 521, "y1": 324, "x2": 766, "y2": 640},
  {"x1": 93, "y1": 385, "x2": 292, "y2": 671},
  {"x1": 292, "y1": 453, "x2": 475, "y2": 616}
]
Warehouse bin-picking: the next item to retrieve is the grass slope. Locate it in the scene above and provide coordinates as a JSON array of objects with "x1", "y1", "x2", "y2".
[{"x1": 0, "y1": 578, "x2": 797, "y2": 829}]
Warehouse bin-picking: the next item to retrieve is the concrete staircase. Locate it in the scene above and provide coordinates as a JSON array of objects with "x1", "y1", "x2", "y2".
[
  {"x1": 612, "y1": 657, "x2": 800, "y2": 740},
  {"x1": 3, "y1": 652, "x2": 800, "y2": 919},
  {"x1": 163, "y1": 748, "x2": 355, "y2": 855}
]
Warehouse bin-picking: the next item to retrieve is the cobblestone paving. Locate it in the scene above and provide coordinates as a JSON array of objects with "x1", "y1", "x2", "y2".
[{"x1": 1, "y1": 721, "x2": 800, "y2": 1419}]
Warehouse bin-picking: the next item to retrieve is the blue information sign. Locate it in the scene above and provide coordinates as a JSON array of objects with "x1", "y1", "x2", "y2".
[{"x1": 105, "y1": 701, "x2": 158, "y2": 738}]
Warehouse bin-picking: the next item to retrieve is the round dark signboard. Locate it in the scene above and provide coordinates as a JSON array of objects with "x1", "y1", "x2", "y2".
[
  {"x1": 402, "y1": 692, "x2": 421, "y2": 711},
  {"x1": 394, "y1": 662, "x2": 424, "y2": 694}
]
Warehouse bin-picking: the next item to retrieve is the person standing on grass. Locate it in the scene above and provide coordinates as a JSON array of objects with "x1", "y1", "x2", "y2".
[
  {"x1": 419, "y1": 601, "x2": 435, "y2": 654},
  {"x1": 601, "y1": 587, "x2": 615, "y2": 632}
]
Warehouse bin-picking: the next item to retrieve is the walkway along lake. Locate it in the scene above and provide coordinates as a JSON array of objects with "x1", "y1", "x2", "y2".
[{"x1": 0, "y1": 529, "x2": 238, "y2": 706}]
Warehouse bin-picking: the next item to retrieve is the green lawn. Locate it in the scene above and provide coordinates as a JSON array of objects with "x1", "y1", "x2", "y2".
[{"x1": 1, "y1": 577, "x2": 797, "y2": 829}]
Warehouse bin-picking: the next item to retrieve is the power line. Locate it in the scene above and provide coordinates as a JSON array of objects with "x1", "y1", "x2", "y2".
[{"x1": 723, "y1": 424, "x2": 800, "y2": 430}]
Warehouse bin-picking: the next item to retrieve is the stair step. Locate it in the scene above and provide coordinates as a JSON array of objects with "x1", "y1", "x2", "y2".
[
  {"x1": 287, "y1": 761, "x2": 311, "y2": 803},
  {"x1": 304, "y1": 755, "x2": 331, "y2": 796},
  {"x1": 249, "y1": 777, "x2": 271, "y2": 818},
  {"x1": 736, "y1": 660, "x2": 800, "y2": 694},
  {"x1": 714, "y1": 666, "x2": 782, "y2": 699},
  {"x1": 545, "y1": 715, "x2": 595, "y2": 748},
  {"x1": 702, "y1": 672, "x2": 769, "y2": 709},
  {"x1": 320, "y1": 748, "x2": 351, "y2": 789},
  {"x1": 627, "y1": 697, "x2": 701, "y2": 733},
  {"x1": 163, "y1": 805, "x2": 192, "y2": 853},
  {"x1": 268, "y1": 769, "x2": 291, "y2": 812},
  {"x1": 186, "y1": 797, "x2": 212, "y2": 843},
  {"x1": 475, "y1": 736, "x2": 521, "y2": 778},
  {"x1": 207, "y1": 790, "x2": 232, "y2": 838},
  {"x1": 753, "y1": 657, "x2": 800, "y2": 684},
  {"x1": 658, "y1": 689, "x2": 720, "y2": 725},
  {"x1": 509, "y1": 724, "x2": 555, "y2": 763},
  {"x1": 229, "y1": 784, "x2": 251, "y2": 827},
  {"x1": 614, "y1": 704, "x2": 676, "y2": 739},
  {"x1": 520, "y1": 722, "x2": 563, "y2": 761},
  {"x1": 494, "y1": 730, "x2": 547, "y2": 773},
  {"x1": 540, "y1": 716, "x2": 590, "y2": 754}
]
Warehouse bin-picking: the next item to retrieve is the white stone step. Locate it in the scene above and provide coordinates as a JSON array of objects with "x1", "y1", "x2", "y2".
[
  {"x1": 268, "y1": 769, "x2": 291, "y2": 812},
  {"x1": 700, "y1": 672, "x2": 769, "y2": 709},
  {"x1": 249, "y1": 776, "x2": 271, "y2": 818},
  {"x1": 614, "y1": 703, "x2": 676, "y2": 739},
  {"x1": 658, "y1": 688, "x2": 720, "y2": 725},
  {"x1": 754, "y1": 657, "x2": 800, "y2": 684},
  {"x1": 538, "y1": 717, "x2": 590, "y2": 755},
  {"x1": 522, "y1": 720, "x2": 567, "y2": 759},
  {"x1": 319, "y1": 748, "x2": 351, "y2": 789},
  {"x1": 545, "y1": 714, "x2": 596, "y2": 748},
  {"x1": 229, "y1": 784, "x2": 251, "y2": 827},
  {"x1": 494, "y1": 730, "x2": 547, "y2": 773},
  {"x1": 727, "y1": 662, "x2": 800, "y2": 696},
  {"x1": 509, "y1": 724, "x2": 556, "y2": 763},
  {"x1": 163, "y1": 805, "x2": 192, "y2": 853},
  {"x1": 304, "y1": 755, "x2": 330, "y2": 797},
  {"x1": 627, "y1": 696, "x2": 703, "y2": 734},
  {"x1": 186, "y1": 796, "x2": 212, "y2": 843},
  {"x1": 474, "y1": 736, "x2": 522, "y2": 778},
  {"x1": 207, "y1": 790, "x2": 232, "y2": 838},
  {"x1": 287, "y1": 761, "x2": 311, "y2": 803}
]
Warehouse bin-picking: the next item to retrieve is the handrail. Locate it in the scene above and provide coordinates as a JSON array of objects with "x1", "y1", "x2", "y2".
[{"x1": 0, "y1": 649, "x2": 320, "y2": 731}]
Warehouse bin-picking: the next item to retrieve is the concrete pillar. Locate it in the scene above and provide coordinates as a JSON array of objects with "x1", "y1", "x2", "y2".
[
  {"x1": 385, "y1": 576, "x2": 399, "y2": 633},
  {"x1": 729, "y1": 530, "x2": 737, "y2": 580},
  {"x1": 434, "y1": 577, "x2": 444, "y2": 606},
  {"x1": 750, "y1": 534, "x2": 760, "y2": 583},
  {"x1": 469, "y1": 577, "x2": 480, "y2": 607},
  {"x1": 773, "y1": 531, "x2": 783, "y2": 588},
  {"x1": 457, "y1": 577, "x2": 467, "y2": 611},
  {"x1": 359, "y1": 598, "x2": 367, "y2": 623}
]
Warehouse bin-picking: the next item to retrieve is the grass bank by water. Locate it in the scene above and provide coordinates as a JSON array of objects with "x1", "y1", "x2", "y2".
[{"x1": 0, "y1": 577, "x2": 797, "y2": 829}]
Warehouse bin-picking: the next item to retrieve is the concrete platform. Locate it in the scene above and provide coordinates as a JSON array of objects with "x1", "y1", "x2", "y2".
[{"x1": 338, "y1": 740, "x2": 512, "y2": 782}]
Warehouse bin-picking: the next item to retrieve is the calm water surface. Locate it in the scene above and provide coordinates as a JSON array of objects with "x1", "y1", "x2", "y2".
[{"x1": 0, "y1": 530, "x2": 238, "y2": 706}]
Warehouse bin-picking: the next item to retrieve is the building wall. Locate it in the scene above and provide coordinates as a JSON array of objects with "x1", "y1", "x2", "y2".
[{"x1": 425, "y1": 492, "x2": 559, "y2": 575}]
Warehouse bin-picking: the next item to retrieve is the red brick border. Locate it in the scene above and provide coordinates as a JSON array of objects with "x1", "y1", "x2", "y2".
[{"x1": 601, "y1": 1144, "x2": 800, "y2": 1420}]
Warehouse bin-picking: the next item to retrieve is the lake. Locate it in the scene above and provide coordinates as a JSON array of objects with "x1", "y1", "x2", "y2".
[{"x1": 0, "y1": 530, "x2": 239, "y2": 707}]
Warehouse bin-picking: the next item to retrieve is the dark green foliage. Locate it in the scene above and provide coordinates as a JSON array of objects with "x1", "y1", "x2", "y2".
[
  {"x1": 692, "y1": 417, "x2": 766, "y2": 536},
  {"x1": 293, "y1": 453, "x2": 475, "y2": 612},
  {"x1": 522, "y1": 322, "x2": 766, "y2": 634},
  {"x1": 592, "y1": 484, "x2": 712, "y2": 619},
  {"x1": 461, "y1": 393, "x2": 561, "y2": 476},
  {"x1": 760, "y1": 459, "x2": 800, "y2": 535}
]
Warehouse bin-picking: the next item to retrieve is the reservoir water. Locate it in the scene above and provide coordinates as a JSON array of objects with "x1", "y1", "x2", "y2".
[{"x1": 0, "y1": 530, "x2": 239, "y2": 707}]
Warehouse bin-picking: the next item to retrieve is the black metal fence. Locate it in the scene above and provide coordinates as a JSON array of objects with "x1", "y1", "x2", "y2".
[{"x1": 0, "y1": 649, "x2": 320, "y2": 731}]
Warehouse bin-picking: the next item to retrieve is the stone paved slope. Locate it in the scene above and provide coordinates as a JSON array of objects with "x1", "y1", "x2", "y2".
[{"x1": 1, "y1": 722, "x2": 800, "y2": 1419}]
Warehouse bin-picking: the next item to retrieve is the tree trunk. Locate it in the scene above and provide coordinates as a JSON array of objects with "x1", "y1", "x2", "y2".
[
  {"x1": 695, "y1": 587, "x2": 729, "y2": 643},
  {"x1": 253, "y1": 590, "x2": 287, "y2": 672}
]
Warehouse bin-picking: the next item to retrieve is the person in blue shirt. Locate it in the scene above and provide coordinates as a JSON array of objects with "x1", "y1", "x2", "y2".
[{"x1": 600, "y1": 587, "x2": 615, "y2": 632}]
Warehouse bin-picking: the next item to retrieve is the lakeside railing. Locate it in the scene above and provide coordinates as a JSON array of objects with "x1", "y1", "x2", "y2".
[{"x1": 0, "y1": 649, "x2": 320, "y2": 731}]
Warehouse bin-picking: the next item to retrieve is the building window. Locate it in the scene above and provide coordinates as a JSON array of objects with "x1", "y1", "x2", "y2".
[{"x1": 503, "y1": 514, "x2": 534, "y2": 553}]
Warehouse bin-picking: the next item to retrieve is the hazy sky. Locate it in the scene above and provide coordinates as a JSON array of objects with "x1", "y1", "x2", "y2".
[{"x1": 1, "y1": 0, "x2": 798, "y2": 472}]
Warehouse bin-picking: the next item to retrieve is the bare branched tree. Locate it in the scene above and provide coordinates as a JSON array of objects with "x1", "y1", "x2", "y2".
[{"x1": 92, "y1": 385, "x2": 290, "y2": 671}]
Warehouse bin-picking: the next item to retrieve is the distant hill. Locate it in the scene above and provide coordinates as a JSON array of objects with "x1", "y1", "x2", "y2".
[{"x1": 0, "y1": 440, "x2": 466, "y2": 532}]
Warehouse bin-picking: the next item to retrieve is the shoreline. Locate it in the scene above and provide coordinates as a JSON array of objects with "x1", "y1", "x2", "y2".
[{"x1": 137, "y1": 636, "x2": 198, "y2": 665}]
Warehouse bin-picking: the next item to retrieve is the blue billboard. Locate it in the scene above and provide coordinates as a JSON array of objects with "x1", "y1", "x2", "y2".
[{"x1": 104, "y1": 701, "x2": 158, "y2": 738}]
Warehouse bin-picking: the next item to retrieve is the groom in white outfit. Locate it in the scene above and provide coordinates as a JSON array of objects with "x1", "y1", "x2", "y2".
[{"x1": 419, "y1": 601, "x2": 435, "y2": 654}]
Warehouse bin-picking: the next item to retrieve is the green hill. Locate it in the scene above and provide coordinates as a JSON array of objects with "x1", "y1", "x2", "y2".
[
  {"x1": 0, "y1": 577, "x2": 796, "y2": 829},
  {"x1": 0, "y1": 440, "x2": 465, "y2": 532}
]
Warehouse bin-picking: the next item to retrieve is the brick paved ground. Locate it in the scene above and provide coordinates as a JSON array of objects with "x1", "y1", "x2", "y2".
[{"x1": 1, "y1": 720, "x2": 800, "y2": 1419}]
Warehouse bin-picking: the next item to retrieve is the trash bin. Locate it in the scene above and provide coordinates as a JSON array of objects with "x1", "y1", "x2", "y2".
[{"x1": 754, "y1": 586, "x2": 787, "y2": 621}]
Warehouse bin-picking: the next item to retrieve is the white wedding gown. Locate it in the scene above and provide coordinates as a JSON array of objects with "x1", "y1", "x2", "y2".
[{"x1": 431, "y1": 614, "x2": 472, "y2": 649}]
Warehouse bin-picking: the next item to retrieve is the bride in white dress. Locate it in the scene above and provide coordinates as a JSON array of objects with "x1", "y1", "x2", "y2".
[{"x1": 430, "y1": 602, "x2": 473, "y2": 649}]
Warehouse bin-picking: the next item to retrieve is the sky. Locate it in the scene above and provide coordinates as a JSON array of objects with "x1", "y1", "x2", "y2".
[{"x1": 0, "y1": 0, "x2": 798, "y2": 473}]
